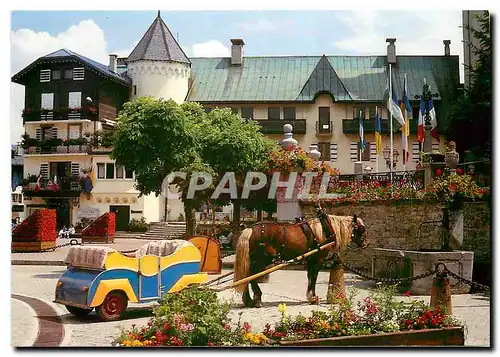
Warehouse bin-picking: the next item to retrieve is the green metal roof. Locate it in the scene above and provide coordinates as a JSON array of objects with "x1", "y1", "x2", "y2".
[{"x1": 187, "y1": 55, "x2": 459, "y2": 103}]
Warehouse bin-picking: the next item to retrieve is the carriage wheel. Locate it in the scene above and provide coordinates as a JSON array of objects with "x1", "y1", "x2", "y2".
[
  {"x1": 65, "y1": 305, "x2": 93, "y2": 317},
  {"x1": 96, "y1": 291, "x2": 128, "y2": 321}
]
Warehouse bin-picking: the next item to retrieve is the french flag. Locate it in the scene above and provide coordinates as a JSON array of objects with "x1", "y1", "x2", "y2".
[{"x1": 417, "y1": 99, "x2": 440, "y2": 143}]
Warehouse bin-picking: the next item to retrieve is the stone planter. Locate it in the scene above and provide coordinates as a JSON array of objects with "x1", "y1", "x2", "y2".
[
  {"x1": 277, "y1": 327, "x2": 464, "y2": 346},
  {"x1": 372, "y1": 248, "x2": 474, "y2": 295}
]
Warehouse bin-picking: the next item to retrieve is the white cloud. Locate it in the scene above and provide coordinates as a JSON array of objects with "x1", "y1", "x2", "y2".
[
  {"x1": 10, "y1": 20, "x2": 109, "y2": 144},
  {"x1": 237, "y1": 18, "x2": 296, "y2": 34},
  {"x1": 333, "y1": 11, "x2": 464, "y2": 82},
  {"x1": 190, "y1": 40, "x2": 230, "y2": 57}
]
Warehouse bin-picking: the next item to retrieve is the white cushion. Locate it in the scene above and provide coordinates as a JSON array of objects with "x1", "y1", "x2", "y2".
[
  {"x1": 65, "y1": 246, "x2": 116, "y2": 270},
  {"x1": 135, "y1": 240, "x2": 193, "y2": 258}
]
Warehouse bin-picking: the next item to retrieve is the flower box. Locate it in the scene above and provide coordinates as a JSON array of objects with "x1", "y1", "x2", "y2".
[
  {"x1": 276, "y1": 327, "x2": 464, "y2": 346},
  {"x1": 81, "y1": 212, "x2": 115, "y2": 243}
]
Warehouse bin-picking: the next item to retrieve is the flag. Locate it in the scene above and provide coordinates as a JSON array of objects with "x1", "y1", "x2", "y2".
[
  {"x1": 358, "y1": 114, "x2": 366, "y2": 153},
  {"x1": 383, "y1": 73, "x2": 405, "y2": 127},
  {"x1": 417, "y1": 99, "x2": 425, "y2": 143},
  {"x1": 400, "y1": 74, "x2": 412, "y2": 164},
  {"x1": 375, "y1": 110, "x2": 382, "y2": 155},
  {"x1": 429, "y1": 98, "x2": 440, "y2": 142},
  {"x1": 417, "y1": 98, "x2": 440, "y2": 143}
]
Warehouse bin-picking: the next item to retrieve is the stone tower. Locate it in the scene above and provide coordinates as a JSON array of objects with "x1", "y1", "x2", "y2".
[{"x1": 126, "y1": 11, "x2": 191, "y2": 104}]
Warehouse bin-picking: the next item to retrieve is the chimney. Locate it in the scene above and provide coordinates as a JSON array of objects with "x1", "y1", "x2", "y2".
[
  {"x1": 109, "y1": 54, "x2": 118, "y2": 73},
  {"x1": 386, "y1": 38, "x2": 397, "y2": 64},
  {"x1": 230, "y1": 39, "x2": 244, "y2": 66},
  {"x1": 443, "y1": 40, "x2": 451, "y2": 56}
]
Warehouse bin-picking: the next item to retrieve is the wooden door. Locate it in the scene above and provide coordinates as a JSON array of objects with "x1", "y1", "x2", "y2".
[{"x1": 109, "y1": 205, "x2": 130, "y2": 231}]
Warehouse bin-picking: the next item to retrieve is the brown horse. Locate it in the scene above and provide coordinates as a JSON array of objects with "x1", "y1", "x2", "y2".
[{"x1": 233, "y1": 214, "x2": 369, "y2": 307}]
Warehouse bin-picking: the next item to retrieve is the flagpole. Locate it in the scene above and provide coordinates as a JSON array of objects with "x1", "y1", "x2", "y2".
[
  {"x1": 389, "y1": 63, "x2": 394, "y2": 182},
  {"x1": 376, "y1": 105, "x2": 380, "y2": 173},
  {"x1": 403, "y1": 73, "x2": 407, "y2": 173}
]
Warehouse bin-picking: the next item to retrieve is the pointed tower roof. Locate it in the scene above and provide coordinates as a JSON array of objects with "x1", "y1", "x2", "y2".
[{"x1": 127, "y1": 11, "x2": 190, "y2": 64}]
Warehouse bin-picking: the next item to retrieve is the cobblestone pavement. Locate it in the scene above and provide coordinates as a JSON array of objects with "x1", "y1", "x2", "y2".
[{"x1": 11, "y1": 266, "x2": 490, "y2": 347}]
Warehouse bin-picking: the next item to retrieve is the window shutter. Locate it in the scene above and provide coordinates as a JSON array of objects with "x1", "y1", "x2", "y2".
[
  {"x1": 350, "y1": 142, "x2": 358, "y2": 162},
  {"x1": 412, "y1": 142, "x2": 421, "y2": 162},
  {"x1": 40, "y1": 163, "x2": 49, "y2": 179},
  {"x1": 73, "y1": 67, "x2": 85, "y2": 80},
  {"x1": 330, "y1": 143, "x2": 338, "y2": 162},
  {"x1": 35, "y1": 128, "x2": 42, "y2": 140},
  {"x1": 51, "y1": 127, "x2": 58, "y2": 139},
  {"x1": 370, "y1": 142, "x2": 377, "y2": 162},
  {"x1": 40, "y1": 69, "x2": 51, "y2": 82},
  {"x1": 71, "y1": 163, "x2": 80, "y2": 177}
]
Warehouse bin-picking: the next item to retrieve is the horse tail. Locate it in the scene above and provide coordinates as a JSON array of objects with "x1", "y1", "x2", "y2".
[{"x1": 233, "y1": 228, "x2": 252, "y2": 293}]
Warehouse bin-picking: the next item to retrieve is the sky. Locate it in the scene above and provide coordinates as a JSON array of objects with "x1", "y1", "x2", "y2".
[{"x1": 10, "y1": 10, "x2": 465, "y2": 144}]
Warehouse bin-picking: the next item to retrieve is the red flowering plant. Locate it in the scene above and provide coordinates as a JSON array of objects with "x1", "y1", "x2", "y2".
[
  {"x1": 262, "y1": 286, "x2": 462, "y2": 343},
  {"x1": 82, "y1": 212, "x2": 115, "y2": 238},
  {"x1": 12, "y1": 209, "x2": 57, "y2": 243},
  {"x1": 114, "y1": 287, "x2": 260, "y2": 347}
]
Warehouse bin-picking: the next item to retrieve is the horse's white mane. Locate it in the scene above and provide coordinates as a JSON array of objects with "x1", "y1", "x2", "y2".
[{"x1": 309, "y1": 215, "x2": 355, "y2": 250}]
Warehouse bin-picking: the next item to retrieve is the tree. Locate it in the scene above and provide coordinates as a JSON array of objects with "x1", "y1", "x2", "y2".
[
  {"x1": 112, "y1": 98, "x2": 277, "y2": 235},
  {"x1": 446, "y1": 11, "x2": 491, "y2": 159}
]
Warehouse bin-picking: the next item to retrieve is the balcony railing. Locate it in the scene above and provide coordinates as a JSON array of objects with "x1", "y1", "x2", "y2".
[
  {"x1": 23, "y1": 177, "x2": 82, "y2": 198},
  {"x1": 316, "y1": 121, "x2": 333, "y2": 134},
  {"x1": 24, "y1": 144, "x2": 91, "y2": 155},
  {"x1": 22, "y1": 108, "x2": 98, "y2": 123},
  {"x1": 255, "y1": 119, "x2": 307, "y2": 134},
  {"x1": 342, "y1": 118, "x2": 418, "y2": 134}
]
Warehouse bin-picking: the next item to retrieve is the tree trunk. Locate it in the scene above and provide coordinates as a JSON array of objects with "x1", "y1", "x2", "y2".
[
  {"x1": 266, "y1": 210, "x2": 273, "y2": 219},
  {"x1": 327, "y1": 260, "x2": 346, "y2": 303},
  {"x1": 184, "y1": 201, "x2": 196, "y2": 236},
  {"x1": 232, "y1": 199, "x2": 241, "y2": 227},
  {"x1": 257, "y1": 210, "x2": 263, "y2": 221}
]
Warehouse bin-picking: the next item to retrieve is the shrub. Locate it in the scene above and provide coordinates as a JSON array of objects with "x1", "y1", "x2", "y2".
[
  {"x1": 128, "y1": 217, "x2": 149, "y2": 232},
  {"x1": 114, "y1": 287, "x2": 256, "y2": 347}
]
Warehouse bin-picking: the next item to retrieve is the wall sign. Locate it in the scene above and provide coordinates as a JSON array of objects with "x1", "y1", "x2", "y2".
[
  {"x1": 77, "y1": 207, "x2": 100, "y2": 219},
  {"x1": 131, "y1": 210, "x2": 143, "y2": 214}
]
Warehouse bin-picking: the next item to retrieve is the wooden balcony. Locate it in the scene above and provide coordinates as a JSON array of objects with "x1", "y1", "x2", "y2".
[
  {"x1": 342, "y1": 118, "x2": 418, "y2": 134},
  {"x1": 23, "y1": 177, "x2": 82, "y2": 198},
  {"x1": 255, "y1": 119, "x2": 307, "y2": 134},
  {"x1": 22, "y1": 108, "x2": 98, "y2": 123}
]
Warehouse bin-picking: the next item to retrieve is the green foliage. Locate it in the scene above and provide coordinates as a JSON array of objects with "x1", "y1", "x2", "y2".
[
  {"x1": 115, "y1": 287, "x2": 251, "y2": 347},
  {"x1": 128, "y1": 217, "x2": 149, "y2": 232},
  {"x1": 111, "y1": 97, "x2": 198, "y2": 196},
  {"x1": 446, "y1": 11, "x2": 491, "y2": 158}
]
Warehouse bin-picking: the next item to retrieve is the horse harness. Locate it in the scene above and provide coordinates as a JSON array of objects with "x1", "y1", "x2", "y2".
[{"x1": 257, "y1": 213, "x2": 336, "y2": 263}]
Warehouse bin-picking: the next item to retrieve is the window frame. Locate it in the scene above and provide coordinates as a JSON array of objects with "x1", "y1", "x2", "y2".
[
  {"x1": 353, "y1": 107, "x2": 366, "y2": 120},
  {"x1": 64, "y1": 68, "x2": 73, "y2": 80},
  {"x1": 115, "y1": 165, "x2": 125, "y2": 179},
  {"x1": 268, "y1": 107, "x2": 280, "y2": 120},
  {"x1": 283, "y1": 107, "x2": 296, "y2": 120},
  {"x1": 241, "y1": 107, "x2": 254, "y2": 120},
  {"x1": 51, "y1": 70, "x2": 61, "y2": 80},
  {"x1": 97, "y1": 163, "x2": 105, "y2": 179},
  {"x1": 105, "y1": 163, "x2": 115, "y2": 179}
]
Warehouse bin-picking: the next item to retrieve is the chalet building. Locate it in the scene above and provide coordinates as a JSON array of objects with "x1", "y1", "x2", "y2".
[{"x1": 13, "y1": 12, "x2": 460, "y2": 226}]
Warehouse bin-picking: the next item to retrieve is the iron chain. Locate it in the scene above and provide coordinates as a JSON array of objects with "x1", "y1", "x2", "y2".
[
  {"x1": 443, "y1": 268, "x2": 490, "y2": 292},
  {"x1": 336, "y1": 255, "x2": 437, "y2": 285}
]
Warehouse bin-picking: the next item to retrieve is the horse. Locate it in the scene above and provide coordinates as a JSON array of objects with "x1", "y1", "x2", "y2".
[{"x1": 233, "y1": 213, "x2": 369, "y2": 308}]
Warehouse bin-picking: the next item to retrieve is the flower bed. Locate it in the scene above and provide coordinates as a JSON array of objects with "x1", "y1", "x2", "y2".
[
  {"x1": 81, "y1": 212, "x2": 115, "y2": 243},
  {"x1": 115, "y1": 285, "x2": 464, "y2": 347}
]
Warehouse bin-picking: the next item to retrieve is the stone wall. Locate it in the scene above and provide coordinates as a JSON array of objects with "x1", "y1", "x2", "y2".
[{"x1": 300, "y1": 200, "x2": 490, "y2": 272}]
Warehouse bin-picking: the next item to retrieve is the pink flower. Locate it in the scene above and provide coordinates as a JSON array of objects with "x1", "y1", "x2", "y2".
[{"x1": 404, "y1": 290, "x2": 412, "y2": 297}]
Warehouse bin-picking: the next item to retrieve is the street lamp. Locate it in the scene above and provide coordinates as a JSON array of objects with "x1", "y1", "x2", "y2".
[{"x1": 382, "y1": 145, "x2": 399, "y2": 169}]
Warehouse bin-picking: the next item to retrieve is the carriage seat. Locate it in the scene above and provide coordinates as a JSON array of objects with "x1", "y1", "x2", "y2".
[
  {"x1": 65, "y1": 246, "x2": 116, "y2": 270},
  {"x1": 134, "y1": 240, "x2": 193, "y2": 258}
]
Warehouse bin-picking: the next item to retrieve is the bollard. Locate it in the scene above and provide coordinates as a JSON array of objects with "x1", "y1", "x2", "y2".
[
  {"x1": 327, "y1": 258, "x2": 346, "y2": 303},
  {"x1": 430, "y1": 265, "x2": 452, "y2": 315}
]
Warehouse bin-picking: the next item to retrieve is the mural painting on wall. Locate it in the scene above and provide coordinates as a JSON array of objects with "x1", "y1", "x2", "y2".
[{"x1": 77, "y1": 207, "x2": 101, "y2": 219}]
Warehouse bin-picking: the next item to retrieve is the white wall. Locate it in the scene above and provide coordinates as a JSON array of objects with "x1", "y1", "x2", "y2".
[{"x1": 128, "y1": 61, "x2": 190, "y2": 104}]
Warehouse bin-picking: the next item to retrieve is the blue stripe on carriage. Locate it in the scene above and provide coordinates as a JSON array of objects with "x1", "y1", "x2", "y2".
[
  {"x1": 87, "y1": 269, "x2": 139, "y2": 306},
  {"x1": 55, "y1": 268, "x2": 101, "y2": 307},
  {"x1": 160, "y1": 262, "x2": 201, "y2": 294},
  {"x1": 141, "y1": 275, "x2": 159, "y2": 299}
]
